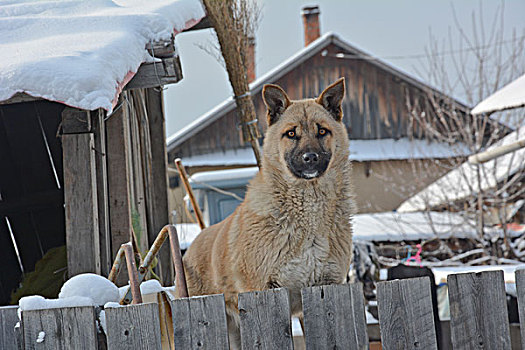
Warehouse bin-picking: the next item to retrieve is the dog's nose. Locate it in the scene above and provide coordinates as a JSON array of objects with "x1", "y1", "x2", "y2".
[{"x1": 302, "y1": 152, "x2": 319, "y2": 164}]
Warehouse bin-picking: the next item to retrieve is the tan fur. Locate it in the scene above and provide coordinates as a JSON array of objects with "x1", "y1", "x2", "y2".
[{"x1": 183, "y1": 79, "x2": 355, "y2": 348}]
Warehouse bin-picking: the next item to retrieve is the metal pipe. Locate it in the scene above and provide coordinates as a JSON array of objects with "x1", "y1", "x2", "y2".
[
  {"x1": 166, "y1": 225, "x2": 189, "y2": 298},
  {"x1": 122, "y1": 242, "x2": 143, "y2": 305},
  {"x1": 108, "y1": 245, "x2": 126, "y2": 283},
  {"x1": 468, "y1": 138, "x2": 525, "y2": 164}
]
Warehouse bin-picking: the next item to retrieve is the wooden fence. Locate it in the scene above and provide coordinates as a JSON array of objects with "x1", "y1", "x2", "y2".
[{"x1": 2, "y1": 269, "x2": 525, "y2": 349}]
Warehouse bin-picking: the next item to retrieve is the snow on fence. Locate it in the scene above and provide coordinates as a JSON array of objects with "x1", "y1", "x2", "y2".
[{"x1": 2, "y1": 269, "x2": 525, "y2": 349}]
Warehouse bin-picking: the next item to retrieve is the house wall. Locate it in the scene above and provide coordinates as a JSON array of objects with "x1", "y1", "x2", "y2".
[
  {"x1": 168, "y1": 158, "x2": 457, "y2": 223},
  {"x1": 169, "y1": 42, "x2": 444, "y2": 162}
]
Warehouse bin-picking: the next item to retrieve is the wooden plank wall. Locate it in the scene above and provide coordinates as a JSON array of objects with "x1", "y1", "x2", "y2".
[
  {"x1": 0, "y1": 306, "x2": 19, "y2": 350},
  {"x1": 61, "y1": 108, "x2": 101, "y2": 277},
  {"x1": 170, "y1": 42, "x2": 438, "y2": 161},
  {"x1": 13, "y1": 270, "x2": 524, "y2": 349}
]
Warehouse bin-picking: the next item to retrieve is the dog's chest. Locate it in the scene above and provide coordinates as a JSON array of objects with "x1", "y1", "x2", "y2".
[{"x1": 274, "y1": 234, "x2": 332, "y2": 288}]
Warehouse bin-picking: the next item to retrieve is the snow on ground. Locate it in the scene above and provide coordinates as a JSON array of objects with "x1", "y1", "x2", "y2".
[
  {"x1": 59, "y1": 273, "x2": 119, "y2": 305},
  {"x1": 398, "y1": 126, "x2": 525, "y2": 212},
  {"x1": 0, "y1": 0, "x2": 205, "y2": 112},
  {"x1": 472, "y1": 73, "x2": 525, "y2": 115}
]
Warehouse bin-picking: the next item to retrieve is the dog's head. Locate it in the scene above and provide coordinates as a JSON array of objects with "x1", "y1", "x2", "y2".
[{"x1": 262, "y1": 78, "x2": 349, "y2": 181}]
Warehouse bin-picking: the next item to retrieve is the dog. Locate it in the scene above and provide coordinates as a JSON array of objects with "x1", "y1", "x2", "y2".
[{"x1": 183, "y1": 78, "x2": 355, "y2": 348}]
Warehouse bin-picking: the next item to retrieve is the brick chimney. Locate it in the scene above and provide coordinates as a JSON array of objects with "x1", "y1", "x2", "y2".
[
  {"x1": 302, "y1": 6, "x2": 320, "y2": 47},
  {"x1": 246, "y1": 36, "x2": 256, "y2": 83}
]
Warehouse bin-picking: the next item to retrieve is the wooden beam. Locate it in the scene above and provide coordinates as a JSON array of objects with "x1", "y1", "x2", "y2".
[
  {"x1": 61, "y1": 107, "x2": 91, "y2": 134},
  {"x1": 145, "y1": 38, "x2": 175, "y2": 58},
  {"x1": 62, "y1": 108, "x2": 101, "y2": 276},
  {"x1": 144, "y1": 88, "x2": 173, "y2": 284},
  {"x1": 0, "y1": 92, "x2": 40, "y2": 106},
  {"x1": 126, "y1": 56, "x2": 183, "y2": 90},
  {"x1": 106, "y1": 96, "x2": 133, "y2": 285}
]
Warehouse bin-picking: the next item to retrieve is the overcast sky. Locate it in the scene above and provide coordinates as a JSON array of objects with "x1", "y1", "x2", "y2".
[{"x1": 164, "y1": 0, "x2": 525, "y2": 138}]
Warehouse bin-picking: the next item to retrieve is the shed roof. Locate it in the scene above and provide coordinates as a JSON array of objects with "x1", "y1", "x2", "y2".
[
  {"x1": 0, "y1": 0, "x2": 205, "y2": 112},
  {"x1": 167, "y1": 32, "x2": 470, "y2": 152}
]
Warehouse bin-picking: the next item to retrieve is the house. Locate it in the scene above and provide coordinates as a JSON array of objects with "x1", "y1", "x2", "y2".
[
  {"x1": 166, "y1": 6, "x2": 473, "y2": 216},
  {"x1": 0, "y1": 0, "x2": 208, "y2": 305}
]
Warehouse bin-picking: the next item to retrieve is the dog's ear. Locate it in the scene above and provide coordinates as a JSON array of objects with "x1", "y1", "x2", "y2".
[
  {"x1": 262, "y1": 84, "x2": 290, "y2": 126},
  {"x1": 316, "y1": 78, "x2": 345, "y2": 122}
]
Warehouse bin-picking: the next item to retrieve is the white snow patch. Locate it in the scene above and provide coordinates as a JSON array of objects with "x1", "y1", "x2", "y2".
[
  {"x1": 140, "y1": 279, "x2": 164, "y2": 295},
  {"x1": 175, "y1": 223, "x2": 202, "y2": 249},
  {"x1": 0, "y1": 0, "x2": 205, "y2": 112},
  {"x1": 59, "y1": 273, "x2": 119, "y2": 305},
  {"x1": 398, "y1": 127, "x2": 525, "y2": 212},
  {"x1": 19, "y1": 295, "x2": 95, "y2": 311},
  {"x1": 36, "y1": 331, "x2": 45, "y2": 343},
  {"x1": 99, "y1": 310, "x2": 107, "y2": 334},
  {"x1": 472, "y1": 73, "x2": 525, "y2": 115},
  {"x1": 104, "y1": 302, "x2": 122, "y2": 309}
]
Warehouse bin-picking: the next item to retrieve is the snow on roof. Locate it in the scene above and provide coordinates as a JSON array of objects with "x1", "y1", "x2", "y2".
[
  {"x1": 472, "y1": 73, "x2": 525, "y2": 115},
  {"x1": 166, "y1": 32, "x2": 469, "y2": 152},
  {"x1": 175, "y1": 211, "x2": 478, "y2": 248},
  {"x1": 353, "y1": 211, "x2": 477, "y2": 242},
  {"x1": 176, "y1": 138, "x2": 470, "y2": 167},
  {"x1": 0, "y1": 0, "x2": 205, "y2": 112},
  {"x1": 398, "y1": 126, "x2": 525, "y2": 212},
  {"x1": 190, "y1": 166, "x2": 259, "y2": 183}
]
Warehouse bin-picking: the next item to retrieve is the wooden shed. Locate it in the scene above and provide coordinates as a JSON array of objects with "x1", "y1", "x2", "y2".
[{"x1": 0, "y1": 1, "x2": 208, "y2": 305}]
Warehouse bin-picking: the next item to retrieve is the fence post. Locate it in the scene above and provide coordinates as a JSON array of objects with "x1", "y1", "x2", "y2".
[
  {"x1": 301, "y1": 283, "x2": 368, "y2": 349},
  {"x1": 377, "y1": 276, "x2": 437, "y2": 350},
  {"x1": 104, "y1": 303, "x2": 162, "y2": 350},
  {"x1": 238, "y1": 288, "x2": 293, "y2": 349},
  {"x1": 21, "y1": 306, "x2": 97, "y2": 350},
  {"x1": 516, "y1": 269, "x2": 525, "y2": 350},
  {"x1": 0, "y1": 306, "x2": 19, "y2": 350},
  {"x1": 448, "y1": 270, "x2": 511, "y2": 350},
  {"x1": 171, "y1": 294, "x2": 229, "y2": 349}
]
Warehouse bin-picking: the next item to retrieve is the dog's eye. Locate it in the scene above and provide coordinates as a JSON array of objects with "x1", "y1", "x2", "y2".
[
  {"x1": 318, "y1": 128, "x2": 328, "y2": 136},
  {"x1": 286, "y1": 130, "x2": 295, "y2": 138}
]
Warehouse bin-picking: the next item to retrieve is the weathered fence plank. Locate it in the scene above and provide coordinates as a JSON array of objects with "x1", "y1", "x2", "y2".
[
  {"x1": 105, "y1": 303, "x2": 161, "y2": 350},
  {"x1": 238, "y1": 288, "x2": 293, "y2": 349},
  {"x1": 448, "y1": 270, "x2": 511, "y2": 350},
  {"x1": 22, "y1": 306, "x2": 97, "y2": 350},
  {"x1": 0, "y1": 306, "x2": 19, "y2": 350},
  {"x1": 172, "y1": 294, "x2": 229, "y2": 349},
  {"x1": 516, "y1": 269, "x2": 525, "y2": 350},
  {"x1": 377, "y1": 276, "x2": 437, "y2": 350},
  {"x1": 302, "y1": 283, "x2": 368, "y2": 349}
]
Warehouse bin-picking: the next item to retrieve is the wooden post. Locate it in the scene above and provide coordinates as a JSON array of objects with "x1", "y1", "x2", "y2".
[
  {"x1": 175, "y1": 158, "x2": 206, "y2": 229},
  {"x1": 93, "y1": 109, "x2": 112, "y2": 276},
  {"x1": 61, "y1": 107, "x2": 101, "y2": 277},
  {"x1": 105, "y1": 303, "x2": 162, "y2": 350},
  {"x1": 515, "y1": 269, "x2": 525, "y2": 349},
  {"x1": 0, "y1": 306, "x2": 19, "y2": 350},
  {"x1": 377, "y1": 277, "x2": 437, "y2": 350},
  {"x1": 238, "y1": 288, "x2": 294, "y2": 349},
  {"x1": 106, "y1": 96, "x2": 133, "y2": 285},
  {"x1": 171, "y1": 294, "x2": 229, "y2": 349},
  {"x1": 448, "y1": 271, "x2": 511, "y2": 349},
  {"x1": 301, "y1": 283, "x2": 369, "y2": 349},
  {"x1": 144, "y1": 88, "x2": 173, "y2": 285},
  {"x1": 22, "y1": 306, "x2": 97, "y2": 349}
]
